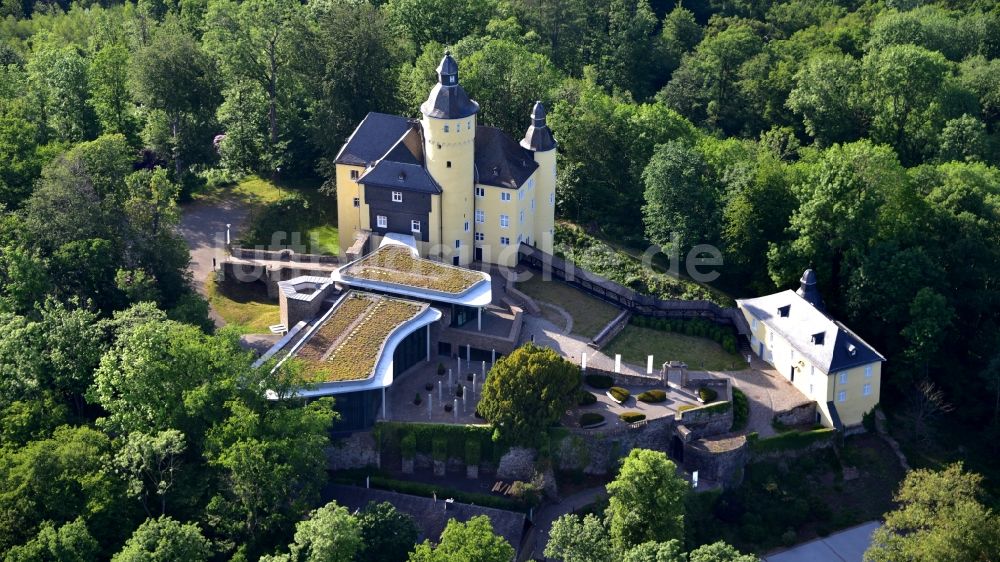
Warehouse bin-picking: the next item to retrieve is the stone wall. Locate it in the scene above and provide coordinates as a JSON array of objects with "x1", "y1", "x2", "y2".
[
  {"x1": 280, "y1": 281, "x2": 339, "y2": 328},
  {"x1": 326, "y1": 431, "x2": 379, "y2": 471},
  {"x1": 773, "y1": 401, "x2": 817, "y2": 428},
  {"x1": 584, "y1": 366, "x2": 664, "y2": 388},
  {"x1": 554, "y1": 417, "x2": 675, "y2": 475},
  {"x1": 684, "y1": 435, "x2": 748, "y2": 488},
  {"x1": 675, "y1": 402, "x2": 733, "y2": 440},
  {"x1": 221, "y1": 260, "x2": 335, "y2": 298}
]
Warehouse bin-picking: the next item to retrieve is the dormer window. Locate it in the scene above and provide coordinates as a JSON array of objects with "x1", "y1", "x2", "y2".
[
  {"x1": 397, "y1": 172, "x2": 406, "y2": 182},
  {"x1": 778, "y1": 305, "x2": 790, "y2": 318},
  {"x1": 392, "y1": 191, "x2": 402, "y2": 202},
  {"x1": 847, "y1": 343, "x2": 857, "y2": 356},
  {"x1": 811, "y1": 332, "x2": 825, "y2": 345}
]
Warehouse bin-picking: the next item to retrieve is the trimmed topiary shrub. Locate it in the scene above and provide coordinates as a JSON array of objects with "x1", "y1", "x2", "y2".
[
  {"x1": 465, "y1": 438, "x2": 481, "y2": 466},
  {"x1": 444, "y1": 403, "x2": 453, "y2": 413},
  {"x1": 698, "y1": 386, "x2": 718, "y2": 403},
  {"x1": 619, "y1": 411, "x2": 646, "y2": 423},
  {"x1": 456, "y1": 385, "x2": 464, "y2": 397},
  {"x1": 432, "y1": 436, "x2": 447, "y2": 462},
  {"x1": 637, "y1": 389, "x2": 667, "y2": 403},
  {"x1": 425, "y1": 382, "x2": 434, "y2": 392},
  {"x1": 585, "y1": 374, "x2": 614, "y2": 389},
  {"x1": 578, "y1": 390, "x2": 597, "y2": 406},
  {"x1": 413, "y1": 393, "x2": 422, "y2": 406},
  {"x1": 579, "y1": 412, "x2": 605, "y2": 428},
  {"x1": 608, "y1": 386, "x2": 630, "y2": 403},
  {"x1": 437, "y1": 362, "x2": 446, "y2": 375}
]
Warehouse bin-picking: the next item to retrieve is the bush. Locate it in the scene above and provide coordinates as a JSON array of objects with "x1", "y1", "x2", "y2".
[
  {"x1": 424, "y1": 382, "x2": 433, "y2": 392},
  {"x1": 697, "y1": 387, "x2": 718, "y2": 403},
  {"x1": 578, "y1": 390, "x2": 597, "y2": 406},
  {"x1": 781, "y1": 528, "x2": 797, "y2": 546},
  {"x1": 437, "y1": 362, "x2": 446, "y2": 375},
  {"x1": 585, "y1": 374, "x2": 614, "y2": 389},
  {"x1": 465, "y1": 439, "x2": 481, "y2": 466},
  {"x1": 413, "y1": 393, "x2": 422, "y2": 406},
  {"x1": 375, "y1": 422, "x2": 500, "y2": 465},
  {"x1": 731, "y1": 388, "x2": 749, "y2": 431},
  {"x1": 579, "y1": 413, "x2": 605, "y2": 427},
  {"x1": 360, "y1": 475, "x2": 527, "y2": 511},
  {"x1": 637, "y1": 389, "x2": 667, "y2": 403},
  {"x1": 432, "y1": 436, "x2": 447, "y2": 462},
  {"x1": 401, "y1": 433, "x2": 416, "y2": 460},
  {"x1": 750, "y1": 428, "x2": 836, "y2": 454},
  {"x1": 444, "y1": 403, "x2": 453, "y2": 413},
  {"x1": 619, "y1": 411, "x2": 646, "y2": 423},
  {"x1": 608, "y1": 386, "x2": 630, "y2": 403},
  {"x1": 455, "y1": 385, "x2": 464, "y2": 397},
  {"x1": 467, "y1": 373, "x2": 474, "y2": 381}
]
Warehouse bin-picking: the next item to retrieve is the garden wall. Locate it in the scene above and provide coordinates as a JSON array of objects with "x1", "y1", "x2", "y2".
[
  {"x1": 749, "y1": 428, "x2": 836, "y2": 461},
  {"x1": 676, "y1": 401, "x2": 733, "y2": 440},
  {"x1": 583, "y1": 366, "x2": 664, "y2": 388},
  {"x1": 773, "y1": 401, "x2": 817, "y2": 428},
  {"x1": 326, "y1": 431, "x2": 379, "y2": 471},
  {"x1": 553, "y1": 416, "x2": 675, "y2": 475},
  {"x1": 684, "y1": 434, "x2": 748, "y2": 488}
]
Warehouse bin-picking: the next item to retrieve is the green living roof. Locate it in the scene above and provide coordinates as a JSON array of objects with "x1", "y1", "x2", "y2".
[
  {"x1": 295, "y1": 292, "x2": 424, "y2": 383},
  {"x1": 342, "y1": 245, "x2": 484, "y2": 294}
]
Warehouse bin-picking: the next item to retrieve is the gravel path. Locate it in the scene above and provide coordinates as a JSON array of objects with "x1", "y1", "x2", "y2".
[{"x1": 177, "y1": 196, "x2": 249, "y2": 296}]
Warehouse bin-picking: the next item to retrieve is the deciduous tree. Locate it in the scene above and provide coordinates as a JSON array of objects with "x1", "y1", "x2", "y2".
[{"x1": 606, "y1": 449, "x2": 687, "y2": 553}]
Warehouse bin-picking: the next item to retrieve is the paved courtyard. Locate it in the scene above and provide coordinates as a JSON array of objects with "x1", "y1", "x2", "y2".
[{"x1": 386, "y1": 360, "x2": 493, "y2": 423}]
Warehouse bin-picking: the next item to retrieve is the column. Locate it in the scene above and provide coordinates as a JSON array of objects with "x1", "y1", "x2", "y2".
[
  {"x1": 477, "y1": 307, "x2": 482, "y2": 332},
  {"x1": 382, "y1": 387, "x2": 388, "y2": 420},
  {"x1": 425, "y1": 324, "x2": 431, "y2": 361}
]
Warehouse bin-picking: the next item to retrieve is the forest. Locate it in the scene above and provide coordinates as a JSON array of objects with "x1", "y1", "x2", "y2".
[{"x1": 0, "y1": 0, "x2": 999, "y2": 559}]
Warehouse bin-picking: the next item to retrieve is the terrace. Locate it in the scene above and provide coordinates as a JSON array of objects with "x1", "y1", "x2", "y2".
[{"x1": 295, "y1": 292, "x2": 426, "y2": 383}]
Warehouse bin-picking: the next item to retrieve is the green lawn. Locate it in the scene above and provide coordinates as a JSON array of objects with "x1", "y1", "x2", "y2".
[
  {"x1": 206, "y1": 275, "x2": 280, "y2": 334},
  {"x1": 303, "y1": 224, "x2": 340, "y2": 256},
  {"x1": 516, "y1": 275, "x2": 620, "y2": 338},
  {"x1": 604, "y1": 325, "x2": 744, "y2": 371}
]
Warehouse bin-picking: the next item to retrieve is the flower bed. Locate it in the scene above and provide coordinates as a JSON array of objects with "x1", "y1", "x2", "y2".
[
  {"x1": 343, "y1": 245, "x2": 483, "y2": 294},
  {"x1": 608, "y1": 386, "x2": 630, "y2": 404}
]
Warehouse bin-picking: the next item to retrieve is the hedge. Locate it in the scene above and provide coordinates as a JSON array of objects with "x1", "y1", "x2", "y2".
[
  {"x1": 465, "y1": 438, "x2": 481, "y2": 466},
  {"x1": 619, "y1": 411, "x2": 646, "y2": 423},
  {"x1": 400, "y1": 433, "x2": 416, "y2": 460},
  {"x1": 608, "y1": 387, "x2": 630, "y2": 403},
  {"x1": 579, "y1": 413, "x2": 605, "y2": 427},
  {"x1": 432, "y1": 436, "x2": 447, "y2": 462},
  {"x1": 375, "y1": 422, "x2": 501, "y2": 464},
  {"x1": 578, "y1": 390, "x2": 598, "y2": 406},
  {"x1": 731, "y1": 388, "x2": 749, "y2": 431},
  {"x1": 585, "y1": 374, "x2": 614, "y2": 389},
  {"x1": 629, "y1": 316, "x2": 739, "y2": 354},
  {"x1": 334, "y1": 473, "x2": 529, "y2": 512},
  {"x1": 637, "y1": 389, "x2": 667, "y2": 403},
  {"x1": 750, "y1": 428, "x2": 836, "y2": 454}
]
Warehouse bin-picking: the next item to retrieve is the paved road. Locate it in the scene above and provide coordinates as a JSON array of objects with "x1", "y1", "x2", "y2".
[
  {"x1": 177, "y1": 196, "x2": 249, "y2": 297},
  {"x1": 526, "y1": 486, "x2": 607, "y2": 561},
  {"x1": 764, "y1": 521, "x2": 880, "y2": 562}
]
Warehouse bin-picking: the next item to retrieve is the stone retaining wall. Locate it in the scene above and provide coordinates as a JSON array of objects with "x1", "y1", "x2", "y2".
[
  {"x1": 773, "y1": 401, "x2": 817, "y2": 428},
  {"x1": 554, "y1": 416, "x2": 675, "y2": 475},
  {"x1": 684, "y1": 435, "x2": 748, "y2": 488},
  {"x1": 326, "y1": 431, "x2": 379, "y2": 470},
  {"x1": 584, "y1": 366, "x2": 664, "y2": 388}
]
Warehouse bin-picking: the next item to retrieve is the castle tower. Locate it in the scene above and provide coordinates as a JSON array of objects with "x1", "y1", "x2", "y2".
[
  {"x1": 420, "y1": 51, "x2": 479, "y2": 266},
  {"x1": 796, "y1": 269, "x2": 824, "y2": 311},
  {"x1": 521, "y1": 101, "x2": 557, "y2": 255}
]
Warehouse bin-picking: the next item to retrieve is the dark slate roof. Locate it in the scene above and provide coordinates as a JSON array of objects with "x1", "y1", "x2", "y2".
[
  {"x1": 520, "y1": 101, "x2": 557, "y2": 152},
  {"x1": 737, "y1": 290, "x2": 886, "y2": 373},
  {"x1": 420, "y1": 52, "x2": 479, "y2": 120},
  {"x1": 475, "y1": 126, "x2": 538, "y2": 189},
  {"x1": 335, "y1": 113, "x2": 414, "y2": 166},
  {"x1": 795, "y1": 268, "x2": 824, "y2": 310},
  {"x1": 358, "y1": 159, "x2": 441, "y2": 194},
  {"x1": 325, "y1": 484, "x2": 525, "y2": 555}
]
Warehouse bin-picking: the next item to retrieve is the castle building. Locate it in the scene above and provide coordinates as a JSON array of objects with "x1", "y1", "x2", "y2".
[
  {"x1": 737, "y1": 270, "x2": 885, "y2": 430},
  {"x1": 334, "y1": 51, "x2": 557, "y2": 268}
]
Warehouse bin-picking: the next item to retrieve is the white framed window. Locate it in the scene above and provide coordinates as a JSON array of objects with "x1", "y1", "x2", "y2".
[
  {"x1": 443, "y1": 125, "x2": 449, "y2": 133},
  {"x1": 350, "y1": 170, "x2": 359, "y2": 180},
  {"x1": 839, "y1": 372, "x2": 848, "y2": 384},
  {"x1": 518, "y1": 190, "x2": 525, "y2": 201},
  {"x1": 467, "y1": 120, "x2": 471, "y2": 129},
  {"x1": 475, "y1": 232, "x2": 484, "y2": 241},
  {"x1": 531, "y1": 198, "x2": 535, "y2": 210},
  {"x1": 352, "y1": 197, "x2": 360, "y2": 208},
  {"x1": 446, "y1": 161, "x2": 452, "y2": 168},
  {"x1": 454, "y1": 239, "x2": 461, "y2": 249},
  {"x1": 810, "y1": 366, "x2": 815, "y2": 376},
  {"x1": 549, "y1": 192, "x2": 554, "y2": 205},
  {"x1": 500, "y1": 192, "x2": 511, "y2": 202},
  {"x1": 865, "y1": 366, "x2": 873, "y2": 378},
  {"x1": 456, "y1": 122, "x2": 461, "y2": 132},
  {"x1": 475, "y1": 187, "x2": 485, "y2": 197},
  {"x1": 376, "y1": 215, "x2": 387, "y2": 228},
  {"x1": 527, "y1": 177, "x2": 535, "y2": 189},
  {"x1": 500, "y1": 236, "x2": 510, "y2": 245},
  {"x1": 751, "y1": 318, "x2": 758, "y2": 330},
  {"x1": 475, "y1": 210, "x2": 485, "y2": 223},
  {"x1": 464, "y1": 221, "x2": 470, "y2": 232},
  {"x1": 500, "y1": 214, "x2": 509, "y2": 229},
  {"x1": 411, "y1": 220, "x2": 421, "y2": 233},
  {"x1": 519, "y1": 210, "x2": 524, "y2": 224},
  {"x1": 837, "y1": 390, "x2": 847, "y2": 402},
  {"x1": 863, "y1": 384, "x2": 872, "y2": 396},
  {"x1": 391, "y1": 191, "x2": 402, "y2": 203}
]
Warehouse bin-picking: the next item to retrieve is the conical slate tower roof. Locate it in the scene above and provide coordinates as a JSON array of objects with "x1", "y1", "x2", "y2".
[
  {"x1": 520, "y1": 101, "x2": 557, "y2": 152},
  {"x1": 420, "y1": 51, "x2": 479, "y2": 120}
]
